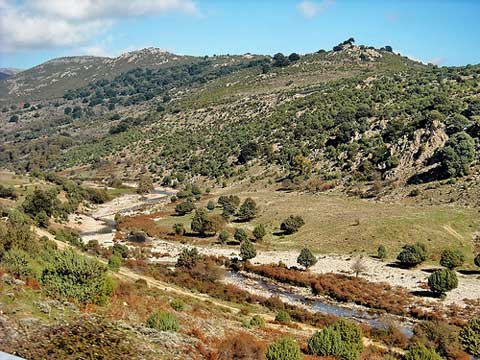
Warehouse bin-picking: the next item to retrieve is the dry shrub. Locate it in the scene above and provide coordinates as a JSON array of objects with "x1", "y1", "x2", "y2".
[{"x1": 215, "y1": 332, "x2": 266, "y2": 360}]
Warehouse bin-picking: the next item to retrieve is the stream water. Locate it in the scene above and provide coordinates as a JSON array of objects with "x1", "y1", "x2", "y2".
[{"x1": 225, "y1": 271, "x2": 415, "y2": 337}]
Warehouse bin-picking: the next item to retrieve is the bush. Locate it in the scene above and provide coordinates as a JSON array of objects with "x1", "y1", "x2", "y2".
[
  {"x1": 459, "y1": 317, "x2": 480, "y2": 356},
  {"x1": 206, "y1": 200, "x2": 216, "y2": 211},
  {"x1": 136, "y1": 175, "x2": 153, "y2": 194},
  {"x1": 266, "y1": 337, "x2": 302, "y2": 360},
  {"x1": 280, "y1": 215, "x2": 305, "y2": 234},
  {"x1": 377, "y1": 245, "x2": 387, "y2": 260},
  {"x1": 170, "y1": 298, "x2": 185, "y2": 311},
  {"x1": 404, "y1": 344, "x2": 443, "y2": 360},
  {"x1": 250, "y1": 315, "x2": 265, "y2": 328},
  {"x1": 440, "y1": 249, "x2": 465, "y2": 269},
  {"x1": 397, "y1": 242, "x2": 427, "y2": 268},
  {"x1": 0, "y1": 184, "x2": 17, "y2": 199},
  {"x1": 146, "y1": 311, "x2": 179, "y2": 332},
  {"x1": 308, "y1": 319, "x2": 363, "y2": 360},
  {"x1": 275, "y1": 310, "x2": 291, "y2": 324},
  {"x1": 428, "y1": 269, "x2": 458, "y2": 295},
  {"x1": 253, "y1": 224, "x2": 266, "y2": 241},
  {"x1": 2, "y1": 248, "x2": 39, "y2": 278},
  {"x1": 240, "y1": 239, "x2": 256, "y2": 261},
  {"x1": 108, "y1": 255, "x2": 122, "y2": 272},
  {"x1": 175, "y1": 200, "x2": 195, "y2": 215},
  {"x1": 41, "y1": 249, "x2": 113, "y2": 305},
  {"x1": 297, "y1": 248, "x2": 317, "y2": 269},
  {"x1": 176, "y1": 247, "x2": 200, "y2": 269},
  {"x1": 234, "y1": 228, "x2": 248, "y2": 242},
  {"x1": 218, "y1": 230, "x2": 229, "y2": 243},
  {"x1": 173, "y1": 223, "x2": 185, "y2": 236},
  {"x1": 217, "y1": 332, "x2": 266, "y2": 360},
  {"x1": 112, "y1": 243, "x2": 129, "y2": 258},
  {"x1": 439, "y1": 132, "x2": 475, "y2": 178}
]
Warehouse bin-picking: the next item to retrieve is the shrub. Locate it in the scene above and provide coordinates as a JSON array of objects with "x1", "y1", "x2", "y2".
[
  {"x1": 173, "y1": 223, "x2": 185, "y2": 236},
  {"x1": 280, "y1": 215, "x2": 305, "y2": 234},
  {"x1": 404, "y1": 344, "x2": 442, "y2": 360},
  {"x1": 266, "y1": 337, "x2": 302, "y2": 360},
  {"x1": 459, "y1": 317, "x2": 480, "y2": 356},
  {"x1": 170, "y1": 298, "x2": 185, "y2": 311},
  {"x1": 176, "y1": 247, "x2": 200, "y2": 269},
  {"x1": 217, "y1": 332, "x2": 266, "y2": 360},
  {"x1": 218, "y1": 230, "x2": 229, "y2": 243},
  {"x1": 439, "y1": 132, "x2": 475, "y2": 178},
  {"x1": 112, "y1": 243, "x2": 129, "y2": 258},
  {"x1": 397, "y1": 242, "x2": 427, "y2": 268},
  {"x1": 34, "y1": 210, "x2": 49, "y2": 228},
  {"x1": 237, "y1": 198, "x2": 258, "y2": 221},
  {"x1": 234, "y1": 228, "x2": 248, "y2": 242},
  {"x1": 0, "y1": 184, "x2": 17, "y2": 199},
  {"x1": 275, "y1": 310, "x2": 291, "y2": 324},
  {"x1": 428, "y1": 269, "x2": 458, "y2": 295},
  {"x1": 377, "y1": 245, "x2": 387, "y2": 260},
  {"x1": 2, "y1": 247, "x2": 39, "y2": 278},
  {"x1": 146, "y1": 311, "x2": 179, "y2": 332},
  {"x1": 297, "y1": 248, "x2": 317, "y2": 269},
  {"x1": 41, "y1": 249, "x2": 113, "y2": 305},
  {"x1": 253, "y1": 224, "x2": 266, "y2": 241},
  {"x1": 175, "y1": 200, "x2": 195, "y2": 215},
  {"x1": 308, "y1": 319, "x2": 363, "y2": 360},
  {"x1": 108, "y1": 255, "x2": 122, "y2": 272},
  {"x1": 250, "y1": 315, "x2": 265, "y2": 328},
  {"x1": 136, "y1": 175, "x2": 153, "y2": 194},
  {"x1": 240, "y1": 239, "x2": 256, "y2": 261},
  {"x1": 440, "y1": 249, "x2": 465, "y2": 269},
  {"x1": 206, "y1": 200, "x2": 216, "y2": 211}
]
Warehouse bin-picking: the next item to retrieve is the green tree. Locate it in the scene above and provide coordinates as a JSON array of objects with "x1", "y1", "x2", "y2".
[
  {"x1": 253, "y1": 224, "x2": 266, "y2": 241},
  {"x1": 459, "y1": 317, "x2": 480, "y2": 356},
  {"x1": 206, "y1": 200, "x2": 216, "y2": 211},
  {"x1": 22, "y1": 188, "x2": 59, "y2": 218},
  {"x1": 428, "y1": 269, "x2": 458, "y2": 296},
  {"x1": 237, "y1": 198, "x2": 258, "y2": 221},
  {"x1": 439, "y1": 249, "x2": 465, "y2": 270},
  {"x1": 240, "y1": 239, "x2": 256, "y2": 261},
  {"x1": 108, "y1": 255, "x2": 122, "y2": 272},
  {"x1": 297, "y1": 248, "x2": 317, "y2": 269},
  {"x1": 266, "y1": 337, "x2": 303, "y2": 360},
  {"x1": 234, "y1": 228, "x2": 248, "y2": 242},
  {"x1": 173, "y1": 223, "x2": 185, "y2": 236},
  {"x1": 176, "y1": 248, "x2": 200, "y2": 270},
  {"x1": 280, "y1": 215, "x2": 305, "y2": 234},
  {"x1": 136, "y1": 175, "x2": 153, "y2": 194},
  {"x1": 218, "y1": 230, "x2": 229, "y2": 243},
  {"x1": 288, "y1": 53, "x2": 300, "y2": 62},
  {"x1": 439, "y1": 132, "x2": 475, "y2": 178},
  {"x1": 191, "y1": 208, "x2": 212, "y2": 236},
  {"x1": 175, "y1": 200, "x2": 195, "y2": 215},
  {"x1": 275, "y1": 310, "x2": 291, "y2": 324},
  {"x1": 377, "y1": 245, "x2": 387, "y2": 261},
  {"x1": 397, "y1": 242, "x2": 427, "y2": 268}
]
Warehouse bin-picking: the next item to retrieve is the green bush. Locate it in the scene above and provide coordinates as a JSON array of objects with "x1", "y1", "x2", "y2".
[
  {"x1": 250, "y1": 315, "x2": 265, "y2": 328},
  {"x1": 146, "y1": 311, "x2": 179, "y2": 332},
  {"x1": 2, "y1": 248, "x2": 39, "y2": 278},
  {"x1": 218, "y1": 230, "x2": 229, "y2": 243},
  {"x1": 234, "y1": 228, "x2": 248, "y2": 242},
  {"x1": 404, "y1": 344, "x2": 442, "y2": 360},
  {"x1": 240, "y1": 239, "x2": 256, "y2": 261},
  {"x1": 41, "y1": 249, "x2": 113, "y2": 305},
  {"x1": 176, "y1": 247, "x2": 200, "y2": 269},
  {"x1": 297, "y1": 248, "x2": 317, "y2": 269},
  {"x1": 397, "y1": 242, "x2": 427, "y2": 268},
  {"x1": 439, "y1": 249, "x2": 465, "y2": 269},
  {"x1": 253, "y1": 224, "x2": 266, "y2": 241},
  {"x1": 206, "y1": 200, "x2": 216, "y2": 211},
  {"x1": 280, "y1": 215, "x2": 305, "y2": 234},
  {"x1": 175, "y1": 200, "x2": 195, "y2": 215},
  {"x1": 237, "y1": 198, "x2": 258, "y2": 221},
  {"x1": 170, "y1": 298, "x2": 185, "y2": 311},
  {"x1": 266, "y1": 337, "x2": 302, "y2": 360},
  {"x1": 459, "y1": 317, "x2": 480, "y2": 356},
  {"x1": 173, "y1": 223, "x2": 185, "y2": 236},
  {"x1": 275, "y1": 310, "x2": 291, "y2": 324},
  {"x1": 108, "y1": 255, "x2": 122, "y2": 272},
  {"x1": 428, "y1": 269, "x2": 458, "y2": 295},
  {"x1": 377, "y1": 245, "x2": 387, "y2": 260},
  {"x1": 439, "y1": 132, "x2": 475, "y2": 178}
]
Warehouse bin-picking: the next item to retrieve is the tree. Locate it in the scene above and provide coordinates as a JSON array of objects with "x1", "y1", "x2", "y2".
[
  {"x1": 440, "y1": 249, "x2": 465, "y2": 270},
  {"x1": 272, "y1": 53, "x2": 290, "y2": 67},
  {"x1": 206, "y1": 200, "x2": 216, "y2": 211},
  {"x1": 253, "y1": 224, "x2": 266, "y2": 241},
  {"x1": 237, "y1": 198, "x2": 258, "y2": 221},
  {"x1": 288, "y1": 53, "x2": 300, "y2": 62},
  {"x1": 173, "y1": 223, "x2": 185, "y2": 236},
  {"x1": 266, "y1": 337, "x2": 302, "y2": 360},
  {"x1": 428, "y1": 269, "x2": 458, "y2": 296},
  {"x1": 234, "y1": 228, "x2": 248, "y2": 242},
  {"x1": 404, "y1": 344, "x2": 442, "y2": 360},
  {"x1": 191, "y1": 208, "x2": 212, "y2": 236},
  {"x1": 218, "y1": 230, "x2": 229, "y2": 243},
  {"x1": 297, "y1": 248, "x2": 317, "y2": 269},
  {"x1": 275, "y1": 310, "x2": 291, "y2": 324},
  {"x1": 176, "y1": 248, "x2": 200, "y2": 270},
  {"x1": 137, "y1": 175, "x2": 153, "y2": 194},
  {"x1": 175, "y1": 200, "x2": 195, "y2": 215},
  {"x1": 108, "y1": 255, "x2": 122, "y2": 272},
  {"x1": 377, "y1": 245, "x2": 387, "y2": 261},
  {"x1": 22, "y1": 188, "x2": 59, "y2": 218},
  {"x1": 439, "y1": 132, "x2": 475, "y2": 178},
  {"x1": 238, "y1": 142, "x2": 259, "y2": 163},
  {"x1": 240, "y1": 239, "x2": 256, "y2": 261},
  {"x1": 397, "y1": 242, "x2": 427, "y2": 268},
  {"x1": 459, "y1": 317, "x2": 480, "y2": 356},
  {"x1": 280, "y1": 215, "x2": 305, "y2": 234},
  {"x1": 351, "y1": 256, "x2": 367, "y2": 277},
  {"x1": 384, "y1": 45, "x2": 393, "y2": 52}
]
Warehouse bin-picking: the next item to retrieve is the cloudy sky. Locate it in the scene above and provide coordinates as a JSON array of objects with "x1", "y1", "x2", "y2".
[{"x1": 1, "y1": 0, "x2": 479, "y2": 69}]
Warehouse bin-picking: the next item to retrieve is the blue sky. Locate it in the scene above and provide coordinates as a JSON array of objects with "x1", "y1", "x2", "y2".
[{"x1": 1, "y1": 0, "x2": 479, "y2": 69}]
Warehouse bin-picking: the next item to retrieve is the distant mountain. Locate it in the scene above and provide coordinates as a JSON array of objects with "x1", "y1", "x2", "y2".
[
  {"x1": 0, "y1": 48, "x2": 197, "y2": 102},
  {"x1": 0, "y1": 68, "x2": 23, "y2": 81}
]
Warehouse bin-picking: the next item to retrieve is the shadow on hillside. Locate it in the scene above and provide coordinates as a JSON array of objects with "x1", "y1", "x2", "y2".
[
  {"x1": 410, "y1": 290, "x2": 441, "y2": 299},
  {"x1": 458, "y1": 269, "x2": 480, "y2": 275}
]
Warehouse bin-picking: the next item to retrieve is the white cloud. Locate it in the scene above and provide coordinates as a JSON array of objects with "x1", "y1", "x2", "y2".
[
  {"x1": 0, "y1": 0, "x2": 198, "y2": 53},
  {"x1": 297, "y1": 0, "x2": 334, "y2": 19},
  {"x1": 428, "y1": 57, "x2": 446, "y2": 66}
]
